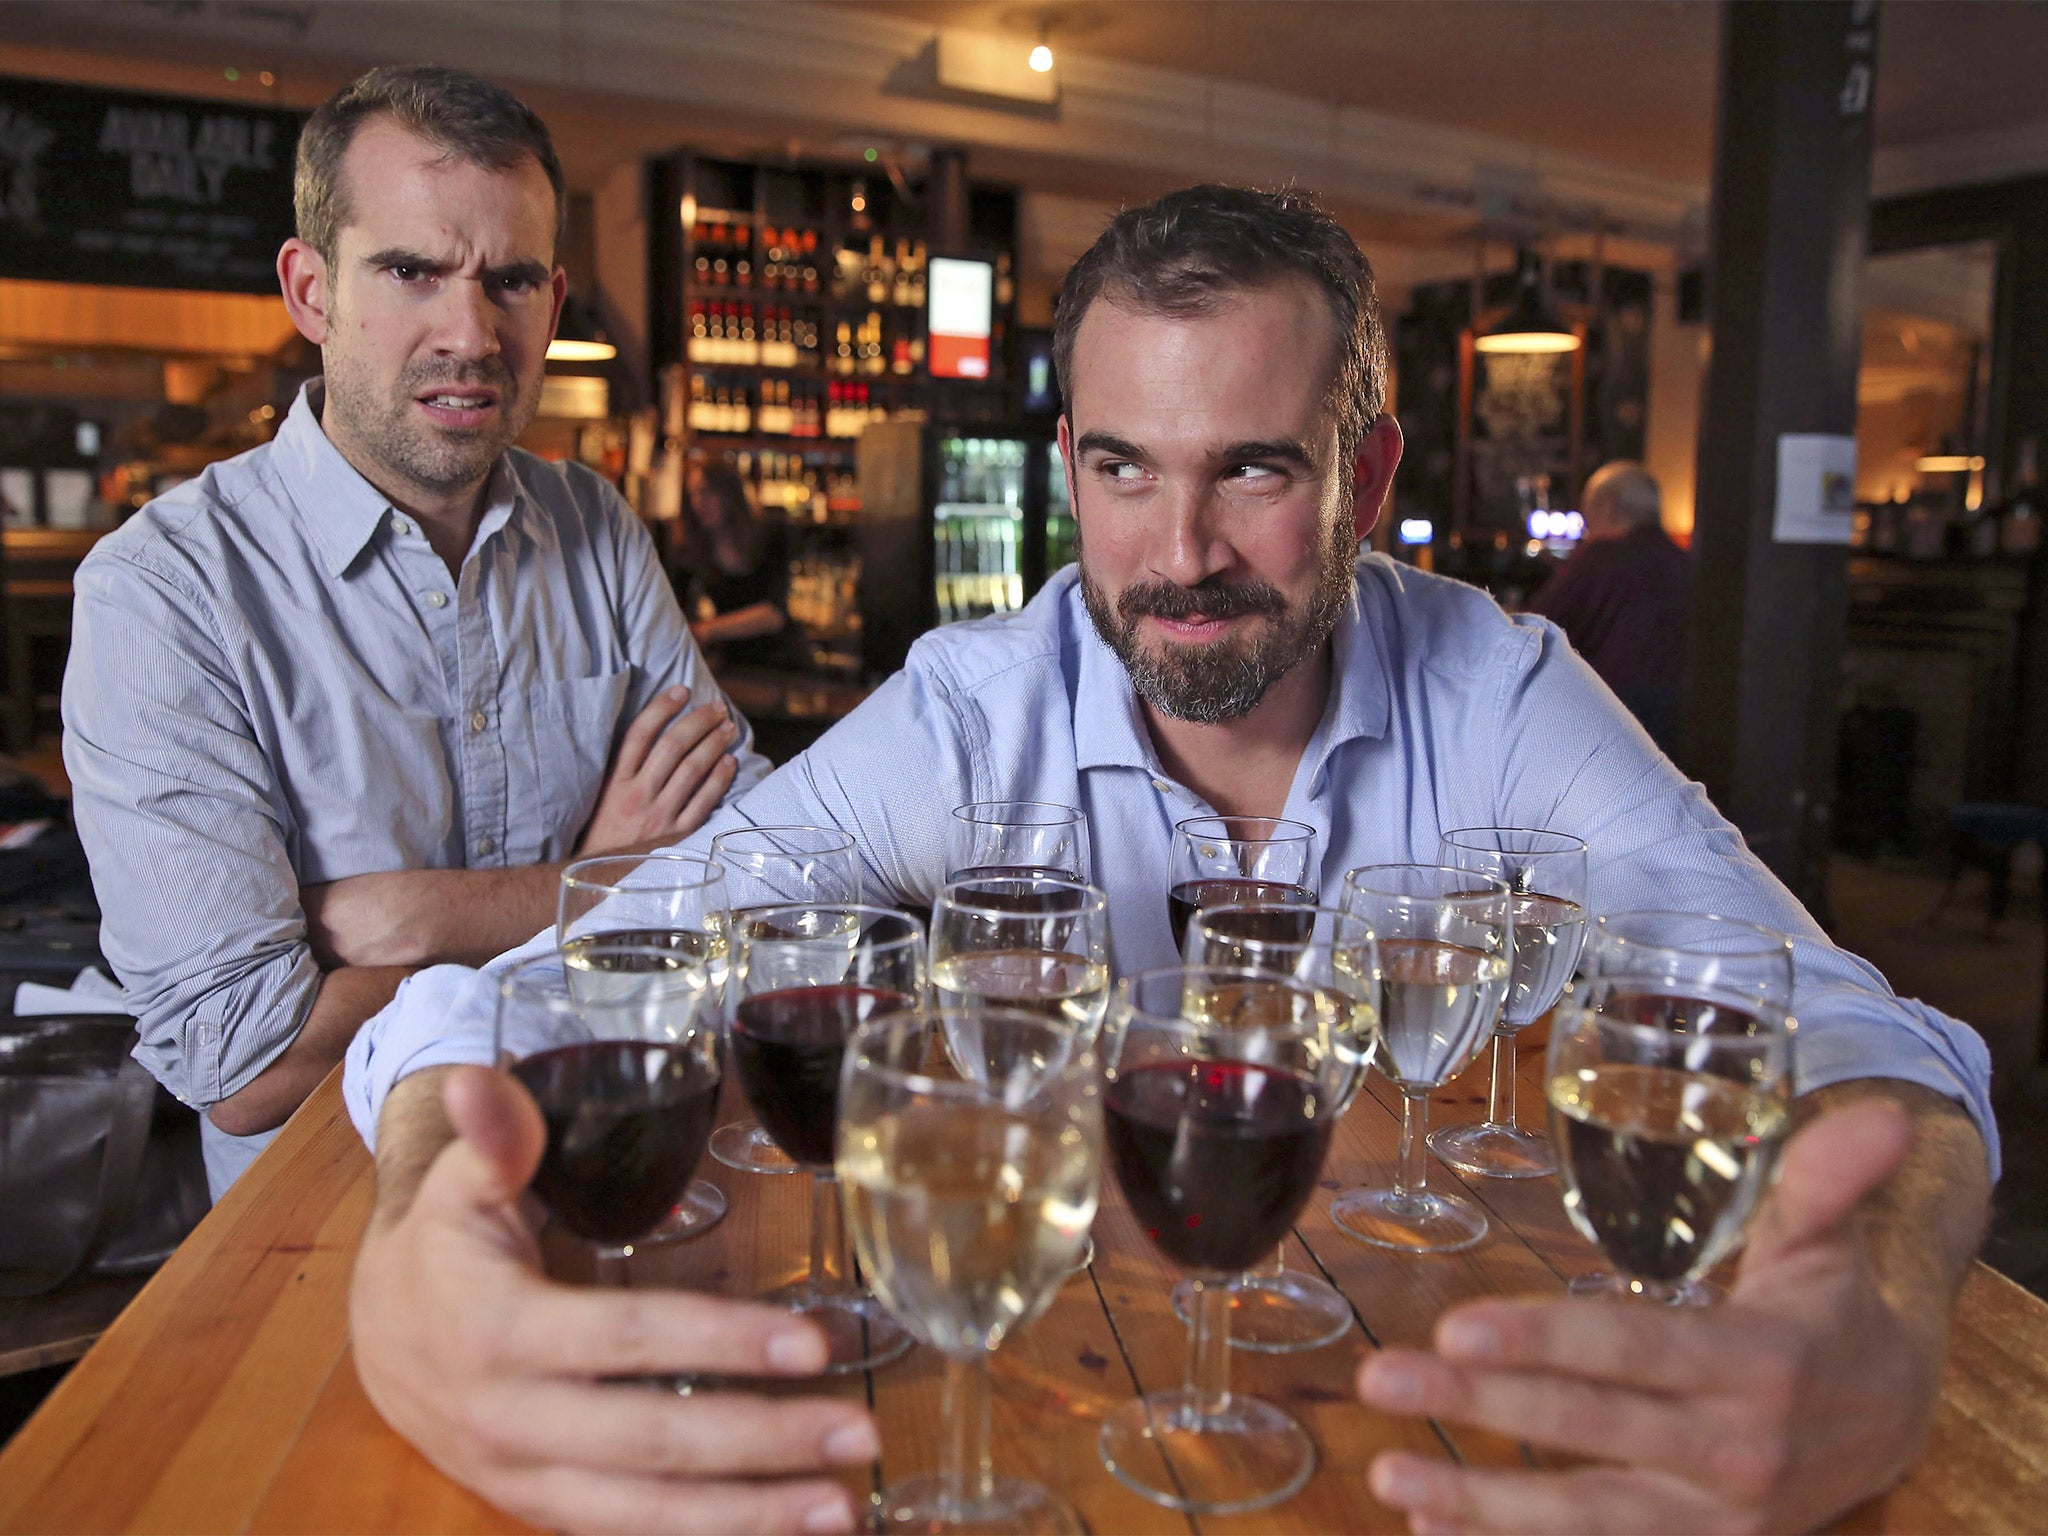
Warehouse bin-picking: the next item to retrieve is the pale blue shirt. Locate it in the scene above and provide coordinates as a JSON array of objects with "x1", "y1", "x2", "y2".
[
  {"x1": 344, "y1": 556, "x2": 1999, "y2": 1173},
  {"x1": 65, "y1": 382, "x2": 770, "y2": 1194}
]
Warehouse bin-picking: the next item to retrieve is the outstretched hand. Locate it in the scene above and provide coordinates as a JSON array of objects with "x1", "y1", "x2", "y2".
[
  {"x1": 349, "y1": 1066, "x2": 877, "y2": 1535},
  {"x1": 1357, "y1": 1099, "x2": 1947, "y2": 1534}
]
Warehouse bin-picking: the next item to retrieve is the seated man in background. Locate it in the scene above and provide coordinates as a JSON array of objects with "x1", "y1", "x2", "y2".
[
  {"x1": 62, "y1": 65, "x2": 767, "y2": 1199},
  {"x1": 1527, "y1": 459, "x2": 1694, "y2": 755},
  {"x1": 344, "y1": 184, "x2": 1992, "y2": 1535}
]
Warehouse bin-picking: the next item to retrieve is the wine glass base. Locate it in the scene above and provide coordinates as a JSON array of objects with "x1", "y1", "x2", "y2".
[
  {"x1": 632, "y1": 1178, "x2": 728, "y2": 1246},
  {"x1": 1426, "y1": 1121, "x2": 1557, "y2": 1180},
  {"x1": 1098, "y1": 1389, "x2": 1315, "y2": 1514},
  {"x1": 709, "y1": 1121, "x2": 800, "y2": 1175},
  {"x1": 877, "y1": 1473, "x2": 1085, "y2": 1534},
  {"x1": 1567, "y1": 1271, "x2": 1719, "y2": 1306},
  {"x1": 1330, "y1": 1185, "x2": 1488, "y2": 1254},
  {"x1": 1168, "y1": 1270, "x2": 1353, "y2": 1353},
  {"x1": 766, "y1": 1282, "x2": 913, "y2": 1373}
]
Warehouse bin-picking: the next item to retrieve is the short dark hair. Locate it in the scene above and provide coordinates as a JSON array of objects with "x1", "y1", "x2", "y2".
[
  {"x1": 295, "y1": 65, "x2": 566, "y2": 266},
  {"x1": 1052, "y1": 184, "x2": 1386, "y2": 462}
]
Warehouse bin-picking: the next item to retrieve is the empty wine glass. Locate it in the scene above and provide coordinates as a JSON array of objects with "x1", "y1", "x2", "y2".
[
  {"x1": 1428, "y1": 828, "x2": 1589, "y2": 1180},
  {"x1": 1334, "y1": 864, "x2": 1513, "y2": 1254},
  {"x1": 841, "y1": 1006, "x2": 1100, "y2": 1534},
  {"x1": 708, "y1": 826, "x2": 863, "y2": 1175},
  {"x1": 559, "y1": 853, "x2": 733, "y2": 1241},
  {"x1": 727, "y1": 902, "x2": 919, "y2": 1371},
  {"x1": 494, "y1": 944, "x2": 716, "y2": 1289},
  {"x1": 1562, "y1": 911, "x2": 1796, "y2": 1302},
  {"x1": 947, "y1": 800, "x2": 1090, "y2": 884},
  {"x1": 1174, "y1": 902, "x2": 1379, "y2": 1353},
  {"x1": 1167, "y1": 815, "x2": 1316, "y2": 953},
  {"x1": 1546, "y1": 956, "x2": 1794, "y2": 1306},
  {"x1": 1096, "y1": 965, "x2": 1351, "y2": 1514}
]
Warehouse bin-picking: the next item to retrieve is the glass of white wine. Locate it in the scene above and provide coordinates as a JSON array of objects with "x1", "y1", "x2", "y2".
[
  {"x1": 840, "y1": 1006, "x2": 1100, "y2": 1534},
  {"x1": 1334, "y1": 864, "x2": 1513, "y2": 1254},
  {"x1": 558, "y1": 853, "x2": 733, "y2": 1241},
  {"x1": 1562, "y1": 911, "x2": 1796, "y2": 1302},
  {"x1": 1175, "y1": 902, "x2": 1378, "y2": 1353},
  {"x1": 1546, "y1": 961, "x2": 1794, "y2": 1306},
  {"x1": 1428, "y1": 828, "x2": 1589, "y2": 1180},
  {"x1": 708, "y1": 825, "x2": 863, "y2": 1175}
]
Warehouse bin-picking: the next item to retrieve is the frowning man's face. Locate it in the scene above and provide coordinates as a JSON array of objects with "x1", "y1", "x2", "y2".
[{"x1": 1058, "y1": 277, "x2": 1361, "y2": 724}]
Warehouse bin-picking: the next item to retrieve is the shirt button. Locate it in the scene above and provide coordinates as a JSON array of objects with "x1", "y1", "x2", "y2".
[
  {"x1": 389, "y1": 515, "x2": 411, "y2": 537},
  {"x1": 470, "y1": 710, "x2": 487, "y2": 734},
  {"x1": 1152, "y1": 778, "x2": 1172, "y2": 794},
  {"x1": 422, "y1": 590, "x2": 448, "y2": 609},
  {"x1": 476, "y1": 835, "x2": 496, "y2": 856}
]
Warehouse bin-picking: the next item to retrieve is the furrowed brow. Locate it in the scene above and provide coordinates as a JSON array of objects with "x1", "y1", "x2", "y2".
[
  {"x1": 1074, "y1": 431, "x2": 1149, "y2": 461},
  {"x1": 361, "y1": 247, "x2": 447, "y2": 273}
]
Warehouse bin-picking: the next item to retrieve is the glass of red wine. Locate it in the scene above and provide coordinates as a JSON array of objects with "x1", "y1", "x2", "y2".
[
  {"x1": 558, "y1": 853, "x2": 733, "y2": 1243},
  {"x1": 1427, "y1": 828, "x2": 1589, "y2": 1181},
  {"x1": 1174, "y1": 903, "x2": 1379, "y2": 1353},
  {"x1": 727, "y1": 901, "x2": 920, "y2": 1372},
  {"x1": 707, "y1": 825, "x2": 863, "y2": 1176},
  {"x1": 1095, "y1": 964, "x2": 1351, "y2": 1514},
  {"x1": 494, "y1": 943, "x2": 718, "y2": 1294},
  {"x1": 1333, "y1": 864, "x2": 1513, "y2": 1254},
  {"x1": 1168, "y1": 815, "x2": 1316, "y2": 953},
  {"x1": 1561, "y1": 911, "x2": 1795, "y2": 1302}
]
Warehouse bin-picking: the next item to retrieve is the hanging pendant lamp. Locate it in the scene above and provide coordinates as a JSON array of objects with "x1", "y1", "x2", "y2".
[{"x1": 1475, "y1": 247, "x2": 1580, "y2": 355}]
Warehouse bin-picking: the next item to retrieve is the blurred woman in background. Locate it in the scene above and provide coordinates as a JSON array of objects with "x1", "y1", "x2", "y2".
[{"x1": 675, "y1": 454, "x2": 796, "y2": 670}]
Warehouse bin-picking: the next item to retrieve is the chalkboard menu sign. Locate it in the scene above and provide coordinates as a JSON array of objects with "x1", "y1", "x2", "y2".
[{"x1": 0, "y1": 74, "x2": 301, "y2": 294}]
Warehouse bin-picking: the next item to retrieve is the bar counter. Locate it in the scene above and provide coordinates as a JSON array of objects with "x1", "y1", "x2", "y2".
[{"x1": 2, "y1": 1045, "x2": 2044, "y2": 1533}]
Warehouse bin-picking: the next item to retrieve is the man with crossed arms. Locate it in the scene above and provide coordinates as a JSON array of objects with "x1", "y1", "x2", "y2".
[{"x1": 341, "y1": 184, "x2": 1994, "y2": 1535}]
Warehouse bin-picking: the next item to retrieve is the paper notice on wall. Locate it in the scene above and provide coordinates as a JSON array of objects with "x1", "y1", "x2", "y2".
[{"x1": 1774, "y1": 433, "x2": 1858, "y2": 544}]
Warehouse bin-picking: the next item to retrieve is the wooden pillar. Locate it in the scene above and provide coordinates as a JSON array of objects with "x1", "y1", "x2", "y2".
[{"x1": 1681, "y1": 0, "x2": 1879, "y2": 911}]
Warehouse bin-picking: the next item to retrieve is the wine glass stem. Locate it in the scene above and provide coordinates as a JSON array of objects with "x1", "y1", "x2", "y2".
[
  {"x1": 1183, "y1": 1276, "x2": 1235, "y2": 1423},
  {"x1": 808, "y1": 1171, "x2": 848, "y2": 1293},
  {"x1": 1397, "y1": 1089, "x2": 1430, "y2": 1200},
  {"x1": 1485, "y1": 1023, "x2": 1517, "y2": 1132},
  {"x1": 937, "y1": 1352, "x2": 995, "y2": 1514}
]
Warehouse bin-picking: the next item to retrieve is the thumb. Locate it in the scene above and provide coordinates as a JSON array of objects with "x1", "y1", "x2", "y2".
[
  {"x1": 415, "y1": 1063, "x2": 547, "y2": 1217},
  {"x1": 1740, "y1": 1096, "x2": 1912, "y2": 1277}
]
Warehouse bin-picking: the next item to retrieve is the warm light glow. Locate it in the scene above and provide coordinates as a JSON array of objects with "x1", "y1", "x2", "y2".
[
  {"x1": 1028, "y1": 43, "x2": 1055, "y2": 72},
  {"x1": 1913, "y1": 454, "x2": 1984, "y2": 473},
  {"x1": 1474, "y1": 329, "x2": 1582, "y2": 354},
  {"x1": 547, "y1": 338, "x2": 618, "y2": 362},
  {"x1": 851, "y1": 194, "x2": 867, "y2": 212}
]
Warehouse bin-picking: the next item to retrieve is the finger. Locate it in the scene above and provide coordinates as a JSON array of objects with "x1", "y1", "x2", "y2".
[
  {"x1": 1741, "y1": 1097, "x2": 1911, "y2": 1275},
  {"x1": 652, "y1": 717, "x2": 740, "y2": 822},
  {"x1": 496, "y1": 1465, "x2": 858, "y2": 1536},
  {"x1": 496, "y1": 1284, "x2": 837, "y2": 1380},
  {"x1": 614, "y1": 686, "x2": 693, "y2": 781},
  {"x1": 635, "y1": 702, "x2": 730, "y2": 798},
  {"x1": 1369, "y1": 1452, "x2": 1734, "y2": 1536},
  {"x1": 669, "y1": 751, "x2": 738, "y2": 840},
  {"x1": 429, "y1": 1064, "x2": 547, "y2": 1210},
  {"x1": 1358, "y1": 1350, "x2": 1707, "y2": 1475},
  {"x1": 472, "y1": 1381, "x2": 878, "y2": 1479},
  {"x1": 1420, "y1": 1296, "x2": 1766, "y2": 1396}
]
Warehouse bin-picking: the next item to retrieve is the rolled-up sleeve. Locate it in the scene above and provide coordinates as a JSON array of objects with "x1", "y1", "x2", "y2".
[
  {"x1": 62, "y1": 549, "x2": 317, "y2": 1109},
  {"x1": 1492, "y1": 614, "x2": 1999, "y2": 1175}
]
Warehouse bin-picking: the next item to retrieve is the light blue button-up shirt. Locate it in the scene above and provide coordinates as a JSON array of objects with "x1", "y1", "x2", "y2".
[
  {"x1": 344, "y1": 555, "x2": 1998, "y2": 1172},
  {"x1": 65, "y1": 382, "x2": 770, "y2": 1192}
]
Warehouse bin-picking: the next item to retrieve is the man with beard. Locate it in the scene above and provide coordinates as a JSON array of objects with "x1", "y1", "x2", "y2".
[
  {"x1": 340, "y1": 185, "x2": 1993, "y2": 1535},
  {"x1": 60, "y1": 67, "x2": 768, "y2": 1199}
]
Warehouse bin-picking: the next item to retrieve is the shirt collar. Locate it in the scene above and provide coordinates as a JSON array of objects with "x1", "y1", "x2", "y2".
[
  {"x1": 272, "y1": 379, "x2": 529, "y2": 579},
  {"x1": 1069, "y1": 559, "x2": 1394, "y2": 775}
]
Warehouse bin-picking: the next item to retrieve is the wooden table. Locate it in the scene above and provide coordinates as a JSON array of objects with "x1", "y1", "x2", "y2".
[{"x1": 2, "y1": 1046, "x2": 2044, "y2": 1533}]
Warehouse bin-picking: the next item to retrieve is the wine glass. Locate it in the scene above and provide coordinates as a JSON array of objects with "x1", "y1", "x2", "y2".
[
  {"x1": 708, "y1": 826, "x2": 863, "y2": 1175},
  {"x1": 841, "y1": 1006, "x2": 1100, "y2": 1534},
  {"x1": 1173, "y1": 903, "x2": 1379, "y2": 1353},
  {"x1": 727, "y1": 902, "x2": 919, "y2": 1371},
  {"x1": 1427, "y1": 828, "x2": 1589, "y2": 1180},
  {"x1": 1096, "y1": 964, "x2": 1352, "y2": 1514},
  {"x1": 1546, "y1": 952, "x2": 1795, "y2": 1306},
  {"x1": 947, "y1": 800, "x2": 1090, "y2": 884},
  {"x1": 1334, "y1": 864, "x2": 1513, "y2": 1254},
  {"x1": 929, "y1": 875, "x2": 1111, "y2": 1042},
  {"x1": 1562, "y1": 911, "x2": 1796, "y2": 1301},
  {"x1": 494, "y1": 943, "x2": 716, "y2": 1291},
  {"x1": 559, "y1": 853, "x2": 734, "y2": 1242},
  {"x1": 1168, "y1": 816, "x2": 1316, "y2": 952}
]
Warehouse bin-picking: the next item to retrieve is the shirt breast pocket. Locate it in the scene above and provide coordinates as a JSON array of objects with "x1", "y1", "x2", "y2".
[{"x1": 515, "y1": 669, "x2": 631, "y2": 859}]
